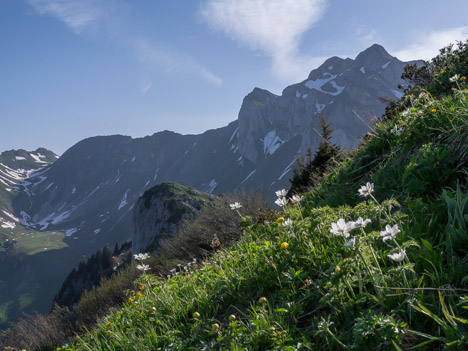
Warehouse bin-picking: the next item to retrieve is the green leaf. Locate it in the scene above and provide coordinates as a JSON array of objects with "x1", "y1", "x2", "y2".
[
  {"x1": 275, "y1": 308, "x2": 288, "y2": 313},
  {"x1": 391, "y1": 340, "x2": 403, "y2": 351}
]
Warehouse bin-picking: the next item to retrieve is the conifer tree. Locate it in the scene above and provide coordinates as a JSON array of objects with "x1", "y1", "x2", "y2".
[{"x1": 288, "y1": 114, "x2": 340, "y2": 196}]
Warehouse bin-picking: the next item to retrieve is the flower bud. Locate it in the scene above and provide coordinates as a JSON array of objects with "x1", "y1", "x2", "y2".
[{"x1": 259, "y1": 297, "x2": 268, "y2": 304}]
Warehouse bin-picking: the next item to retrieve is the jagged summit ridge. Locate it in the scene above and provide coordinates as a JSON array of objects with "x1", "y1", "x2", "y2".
[{"x1": 237, "y1": 44, "x2": 420, "y2": 164}]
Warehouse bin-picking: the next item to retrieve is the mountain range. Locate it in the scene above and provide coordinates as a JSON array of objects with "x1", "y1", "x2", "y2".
[{"x1": 0, "y1": 44, "x2": 420, "y2": 325}]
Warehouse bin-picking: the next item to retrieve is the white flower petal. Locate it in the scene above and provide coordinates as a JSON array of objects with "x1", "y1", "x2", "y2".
[{"x1": 275, "y1": 189, "x2": 288, "y2": 198}]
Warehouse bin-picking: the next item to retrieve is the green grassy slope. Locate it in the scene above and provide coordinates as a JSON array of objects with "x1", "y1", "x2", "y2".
[{"x1": 67, "y1": 60, "x2": 467, "y2": 349}]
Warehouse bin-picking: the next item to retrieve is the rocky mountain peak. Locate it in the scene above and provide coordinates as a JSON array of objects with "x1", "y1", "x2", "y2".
[
  {"x1": 355, "y1": 43, "x2": 394, "y2": 67},
  {"x1": 236, "y1": 44, "x2": 417, "y2": 165}
]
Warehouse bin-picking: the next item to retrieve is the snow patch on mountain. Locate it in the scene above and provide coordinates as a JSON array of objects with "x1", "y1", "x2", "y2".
[
  {"x1": 305, "y1": 75, "x2": 337, "y2": 92},
  {"x1": 228, "y1": 127, "x2": 239, "y2": 144},
  {"x1": 278, "y1": 159, "x2": 296, "y2": 181},
  {"x1": 305, "y1": 75, "x2": 344, "y2": 96},
  {"x1": 392, "y1": 89, "x2": 404, "y2": 99},
  {"x1": 3, "y1": 210, "x2": 19, "y2": 222},
  {"x1": 205, "y1": 179, "x2": 217, "y2": 194},
  {"x1": 0, "y1": 218, "x2": 15, "y2": 229},
  {"x1": 316, "y1": 102, "x2": 325, "y2": 114},
  {"x1": 263, "y1": 131, "x2": 283, "y2": 156},
  {"x1": 239, "y1": 170, "x2": 256, "y2": 186},
  {"x1": 154, "y1": 168, "x2": 159, "y2": 181},
  {"x1": 382, "y1": 61, "x2": 391, "y2": 69},
  {"x1": 44, "y1": 182, "x2": 55, "y2": 192},
  {"x1": 118, "y1": 189, "x2": 130, "y2": 210},
  {"x1": 65, "y1": 228, "x2": 78, "y2": 237},
  {"x1": 360, "y1": 67, "x2": 365, "y2": 74},
  {"x1": 328, "y1": 81, "x2": 345, "y2": 96},
  {"x1": 30, "y1": 153, "x2": 47, "y2": 164}
]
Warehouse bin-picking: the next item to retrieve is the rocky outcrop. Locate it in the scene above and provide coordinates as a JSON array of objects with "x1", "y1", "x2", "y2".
[{"x1": 132, "y1": 182, "x2": 216, "y2": 254}]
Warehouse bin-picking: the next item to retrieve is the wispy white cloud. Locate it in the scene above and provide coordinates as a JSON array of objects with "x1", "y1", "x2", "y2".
[
  {"x1": 200, "y1": 0, "x2": 327, "y2": 82},
  {"x1": 133, "y1": 39, "x2": 223, "y2": 87},
  {"x1": 141, "y1": 78, "x2": 152, "y2": 93},
  {"x1": 28, "y1": 0, "x2": 101, "y2": 34},
  {"x1": 392, "y1": 26, "x2": 468, "y2": 61},
  {"x1": 28, "y1": 0, "x2": 222, "y2": 89}
]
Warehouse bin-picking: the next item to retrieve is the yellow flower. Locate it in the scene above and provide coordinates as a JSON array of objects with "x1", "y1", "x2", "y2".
[
  {"x1": 139, "y1": 285, "x2": 145, "y2": 291},
  {"x1": 193, "y1": 311, "x2": 201, "y2": 319},
  {"x1": 127, "y1": 297, "x2": 133, "y2": 303},
  {"x1": 280, "y1": 242, "x2": 289, "y2": 250},
  {"x1": 229, "y1": 314, "x2": 236, "y2": 321},
  {"x1": 431, "y1": 108, "x2": 437, "y2": 113},
  {"x1": 276, "y1": 217, "x2": 285, "y2": 224},
  {"x1": 461, "y1": 76, "x2": 466, "y2": 81},
  {"x1": 136, "y1": 292, "x2": 143, "y2": 299},
  {"x1": 259, "y1": 297, "x2": 268, "y2": 304},
  {"x1": 152, "y1": 306, "x2": 157, "y2": 311},
  {"x1": 106, "y1": 322, "x2": 111, "y2": 327}
]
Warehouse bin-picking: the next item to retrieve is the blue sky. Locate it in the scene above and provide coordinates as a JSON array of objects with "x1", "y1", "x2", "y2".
[{"x1": 1, "y1": 0, "x2": 467, "y2": 154}]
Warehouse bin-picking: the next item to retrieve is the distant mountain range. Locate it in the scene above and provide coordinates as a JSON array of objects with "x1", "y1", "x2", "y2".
[
  {"x1": 11, "y1": 44, "x2": 419, "y2": 254},
  {"x1": 0, "y1": 44, "x2": 421, "y2": 324}
]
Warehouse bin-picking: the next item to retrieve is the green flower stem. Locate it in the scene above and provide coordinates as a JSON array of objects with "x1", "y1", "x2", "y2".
[
  {"x1": 357, "y1": 248, "x2": 381, "y2": 297},
  {"x1": 325, "y1": 327, "x2": 348, "y2": 349}
]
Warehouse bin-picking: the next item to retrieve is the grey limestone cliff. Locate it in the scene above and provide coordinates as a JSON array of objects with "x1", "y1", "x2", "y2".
[{"x1": 132, "y1": 182, "x2": 216, "y2": 254}]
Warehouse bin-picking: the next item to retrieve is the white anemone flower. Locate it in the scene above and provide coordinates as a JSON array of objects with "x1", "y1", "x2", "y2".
[
  {"x1": 282, "y1": 218, "x2": 293, "y2": 227},
  {"x1": 134, "y1": 253, "x2": 150, "y2": 261},
  {"x1": 230, "y1": 202, "x2": 242, "y2": 210},
  {"x1": 291, "y1": 195, "x2": 304, "y2": 203},
  {"x1": 449, "y1": 74, "x2": 460, "y2": 82},
  {"x1": 330, "y1": 218, "x2": 355, "y2": 238},
  {"x1": 358, "y1": 182, "x2": 374, "y2": 197},
  {"x1": 344, "y1": 236, "x2": 356, "y2": 248},
  {"x1": 275, "y1": 189, "x2": 288, "y2": 198},
  {"x1": 380, "y1": 224, "x2": 401, "y2": 242},
  {"x1": 387, "y1": 250, "x2": 406, "y2": 262},
  {"x1": 136, "y1": 264, "x2": 150, "y2": 271},
  {"x1": 391, "y1": 125, "x2": 403, "y2": 136},
  {"x1": 275, "y1": 197, "x2": 288, "y2": 207},
  {"x1": 402, "y1": 109, "x2": 411, "y2": 118},
  {"x1": 353, "y1": 217, "x2": 371, "y2": 228}
]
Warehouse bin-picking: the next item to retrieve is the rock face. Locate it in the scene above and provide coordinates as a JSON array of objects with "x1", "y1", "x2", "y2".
[
  {"x1": 132, "y1": 182, "x2": 216, "y2": 254},
  {"x1": 237, "y1": 44, "x2": 419, "y2": 164}
]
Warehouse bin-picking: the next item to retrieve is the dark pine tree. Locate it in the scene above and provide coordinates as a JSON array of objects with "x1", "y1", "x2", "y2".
[{"x1": 288, "y1": 114, "x2": 340, "y2": 196}]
